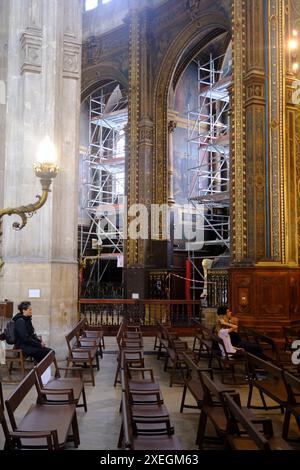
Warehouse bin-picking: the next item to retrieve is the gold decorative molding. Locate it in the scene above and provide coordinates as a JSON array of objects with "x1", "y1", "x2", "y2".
[
  {"x1": 231, "y1": 0, "x2": 247, "y2": 262},
  {"x1": 268, "y1": 0, "x2": 286, "y2": 262},
  {"x1": 127, "y1": 8, "x2": 140, "y2": 266}
]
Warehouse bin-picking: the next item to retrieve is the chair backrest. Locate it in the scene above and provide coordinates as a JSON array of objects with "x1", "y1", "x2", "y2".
[
  {"x1": 246, "y1": 352, "x2": 283, "y2": 379},
  {"x1": 5, "y1": 369, "x2": 37, "y2": 429},
  {"x1": 35, "y1": 350, "x2": 55, "y2": 379},
  {"x1": 283, "y1": 370, "x2": 300, "y2": 405},
  {"x1": 201, "y1": 371, "x2": 232, "y2": 406},
  {"x1": 223, "y1": 393, "x2": 271, "y2": 450},
  {"x1": 65, "y1": 328, "x2": 78, "y2": 354}
]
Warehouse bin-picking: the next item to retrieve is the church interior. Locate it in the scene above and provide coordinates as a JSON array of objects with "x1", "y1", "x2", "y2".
[{"x1": 0, "y1": 0, "x2": 300, "y2": 453}]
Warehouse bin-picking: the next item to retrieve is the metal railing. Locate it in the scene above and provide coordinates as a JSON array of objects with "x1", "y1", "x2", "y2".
[{"x1": 79, "y1": 299, "x2": 201, "y2": 327}]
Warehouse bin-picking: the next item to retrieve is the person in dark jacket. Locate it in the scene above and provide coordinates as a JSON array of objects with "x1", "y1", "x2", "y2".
[{"x1": 13, "y1": 301, "x2": 52, "y2": 363}]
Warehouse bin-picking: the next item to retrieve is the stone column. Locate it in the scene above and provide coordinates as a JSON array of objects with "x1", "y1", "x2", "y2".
[
  {"x1": 0, "y1": 0, "x2": 9, "y2": 270},
  {"x1": 0, "y1": 0, "x2": 82, "y2": 356}
]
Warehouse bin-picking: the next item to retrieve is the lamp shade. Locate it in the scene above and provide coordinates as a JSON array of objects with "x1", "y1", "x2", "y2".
[{"x1": 36, "y1": 136, "x2": 57, "y2": 165}]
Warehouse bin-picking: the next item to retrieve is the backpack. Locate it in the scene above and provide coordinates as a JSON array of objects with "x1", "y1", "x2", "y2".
[{"x1": 3, "y1": 320, "x2": 16, "y2": 345}]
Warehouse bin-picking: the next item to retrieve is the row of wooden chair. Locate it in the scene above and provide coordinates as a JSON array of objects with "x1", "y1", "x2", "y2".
[
  {"x1": 114, "y1": 320, "x2": 144, "y2": 386},
  {"x1": 118, "y1": 351, "x2": 182, "y2": 450},
  {"x1": 65, "y1": 318, "x2": 104, "y2": 386},
  {"x1": 180, "y1": 352, "x2": 294, "y2": 450}
]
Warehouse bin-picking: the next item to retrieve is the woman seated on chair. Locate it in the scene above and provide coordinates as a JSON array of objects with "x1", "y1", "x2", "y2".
[
  {"x1": 13, "y1": 301, "x2": 53, "y2": 363},
  {"x1": 216, "y1": 305, "x2": 263, "y2": 357}
]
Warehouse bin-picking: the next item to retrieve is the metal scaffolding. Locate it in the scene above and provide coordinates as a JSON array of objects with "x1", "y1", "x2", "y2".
[
  {"x1": 186, "y1": 54, "x2": 231, "y2": 295},
  {"x1": 79, "y1": 82, "x2": 127, "y2": 295}
]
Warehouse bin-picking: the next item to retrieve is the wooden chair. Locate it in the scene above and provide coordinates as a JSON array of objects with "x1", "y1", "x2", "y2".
[
  {"x1": 180, "y1": 353, "x2": 230, "y2": 414},
  {"x1": 246, "y1": 353, "x2": 288, "y2": 412},
  {"x1": 65, "y1": 328, "x2": 99, "y2": 386},
  {"x1": 5, "y1": 369, "x2": 80, "y2": 449},
  {"x1": 118, "y1": 391, "x2": 182, "y2": 450},
  {"x1": 82, "y1": 317, "x2": 105, "y2": 349},
  {"x1": 251, "y1": 331, "x2": 291, "y2": 369},
  {"x1": 224, "y1": 392, "x2": 292, "y2": 450},
  {"x1": 5, "y1": 348, "x2": 25, "y2": 377},
  {"x1": 196, "y1": 371, "x2": 238, "y2": 448},
  {"x1": 282, "y1": 371, "x2": 300, "y2": 440},
  {"x1": 211, "y1": 333, "x2": 247, "y2": 384},
  {"x1": 34, "y1": 350, "x2": 87, "y2": 412}
]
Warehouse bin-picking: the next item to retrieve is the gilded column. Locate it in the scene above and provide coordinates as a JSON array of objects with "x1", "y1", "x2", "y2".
[
  {"x1": 138, "y1": 7, "x2": 153, "y2": 267},
  {"x1": 286, "y1": 0, "x2": 300, "y2": 265},
  {"x1": 126, "y1": 0, "x2": 141, "y2": 267},
  {"x1": 244, "y1": 0, "x2": 267, "y2": 262},
  {"x1": 231, "y1": 0, "x2": 247, "y2": 263}
]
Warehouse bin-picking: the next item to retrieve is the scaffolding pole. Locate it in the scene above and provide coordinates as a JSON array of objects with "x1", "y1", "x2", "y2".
[
  {"x1": 186, "y1": 54, "x2": 231, "y2": 298},
  {"x1": 79, "y1": 82, "x2": 127, "y2": 295}
]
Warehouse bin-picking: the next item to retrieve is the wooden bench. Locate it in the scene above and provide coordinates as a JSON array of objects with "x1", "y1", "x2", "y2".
[
  {"x1": 34, "y1": 350, "x2": 87, "y2": 412},
  {"x1": 5, "y1": 369, "x2": 80, "y2": 449},
  {"x1": 0, "y1": 405, "x2": 59, "y2": 450},
  {"x1": 224, "y1": 392, "x2": 292, "y2": 450}
]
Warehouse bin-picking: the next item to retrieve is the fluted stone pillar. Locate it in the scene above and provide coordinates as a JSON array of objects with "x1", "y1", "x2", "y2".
[{"x1": 0, "y1": 0, "x2": 82, "y2": 356}]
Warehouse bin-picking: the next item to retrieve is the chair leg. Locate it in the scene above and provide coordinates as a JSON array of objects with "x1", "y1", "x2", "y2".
[
  {"x1": 247, "y1": 384, "x2": 253, "y2": 408},
  {"x1": 180, "y1": 384, "x2": 187, "y2": 413},
  {"x1": 118, "y1": 423, "x2": 124, "y2": 448},
  {"x1": 71, "y1": 413, "x2": 80, "y2": 447},
  {"x1": 282, "y1": 410, "x2": 291, "y2": 440},
  {"x1": 89, "y1": 359, "x2": 95, "y2": 386},
  {"x1": 82, "y1": 386, "x2": 88, "y2": 412},
  {"x1": 196, "y1": 411, "x2": 207, "y2": 449},
  {"x1": 95, "y1": 353, "x2": 100, "y2": 371}
]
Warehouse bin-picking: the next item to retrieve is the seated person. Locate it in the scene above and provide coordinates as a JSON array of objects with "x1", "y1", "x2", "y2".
[
  {"x1": 13, "y1": 301, "x2": 53, "y2": 363},
  {"x1": 216, "y1": 305, "x2": 263, "y2": 357},
  {"x1": 216, "y1": 314, "x2": 245, "y2": 357}
]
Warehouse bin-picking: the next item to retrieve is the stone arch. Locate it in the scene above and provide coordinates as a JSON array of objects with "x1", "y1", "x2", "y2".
[
  {"x1": 81, "y1": 62, "x2": 128, "y2": 102},
  {"x1": 153, "y1": 12, "x2": 230, "y2": 206}
]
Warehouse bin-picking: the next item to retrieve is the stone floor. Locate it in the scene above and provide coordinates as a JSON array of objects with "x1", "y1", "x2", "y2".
[{"x1": 0, "y1": 336, "x2": 299, "y2": 450}]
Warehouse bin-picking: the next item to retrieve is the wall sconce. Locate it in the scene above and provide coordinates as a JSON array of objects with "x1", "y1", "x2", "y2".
[{"x1": 0, "y1": 136, "x2": 59, "y2": 230}]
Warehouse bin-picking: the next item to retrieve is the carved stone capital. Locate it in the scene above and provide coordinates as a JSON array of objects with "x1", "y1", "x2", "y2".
[
  {"x1": 20, "y1": 28, "x2": 42, "y2": 74},
  {"x1": 139, "y1": 118, "x2": 154, "y2": 144},
  {"x1": 63, "y1": 42, "x2": 81, "y2": 79}
]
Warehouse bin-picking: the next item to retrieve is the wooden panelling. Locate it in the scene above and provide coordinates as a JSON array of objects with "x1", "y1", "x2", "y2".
[{"x1": 230, "y1": 267, "x2": 300, "y2": 337}]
